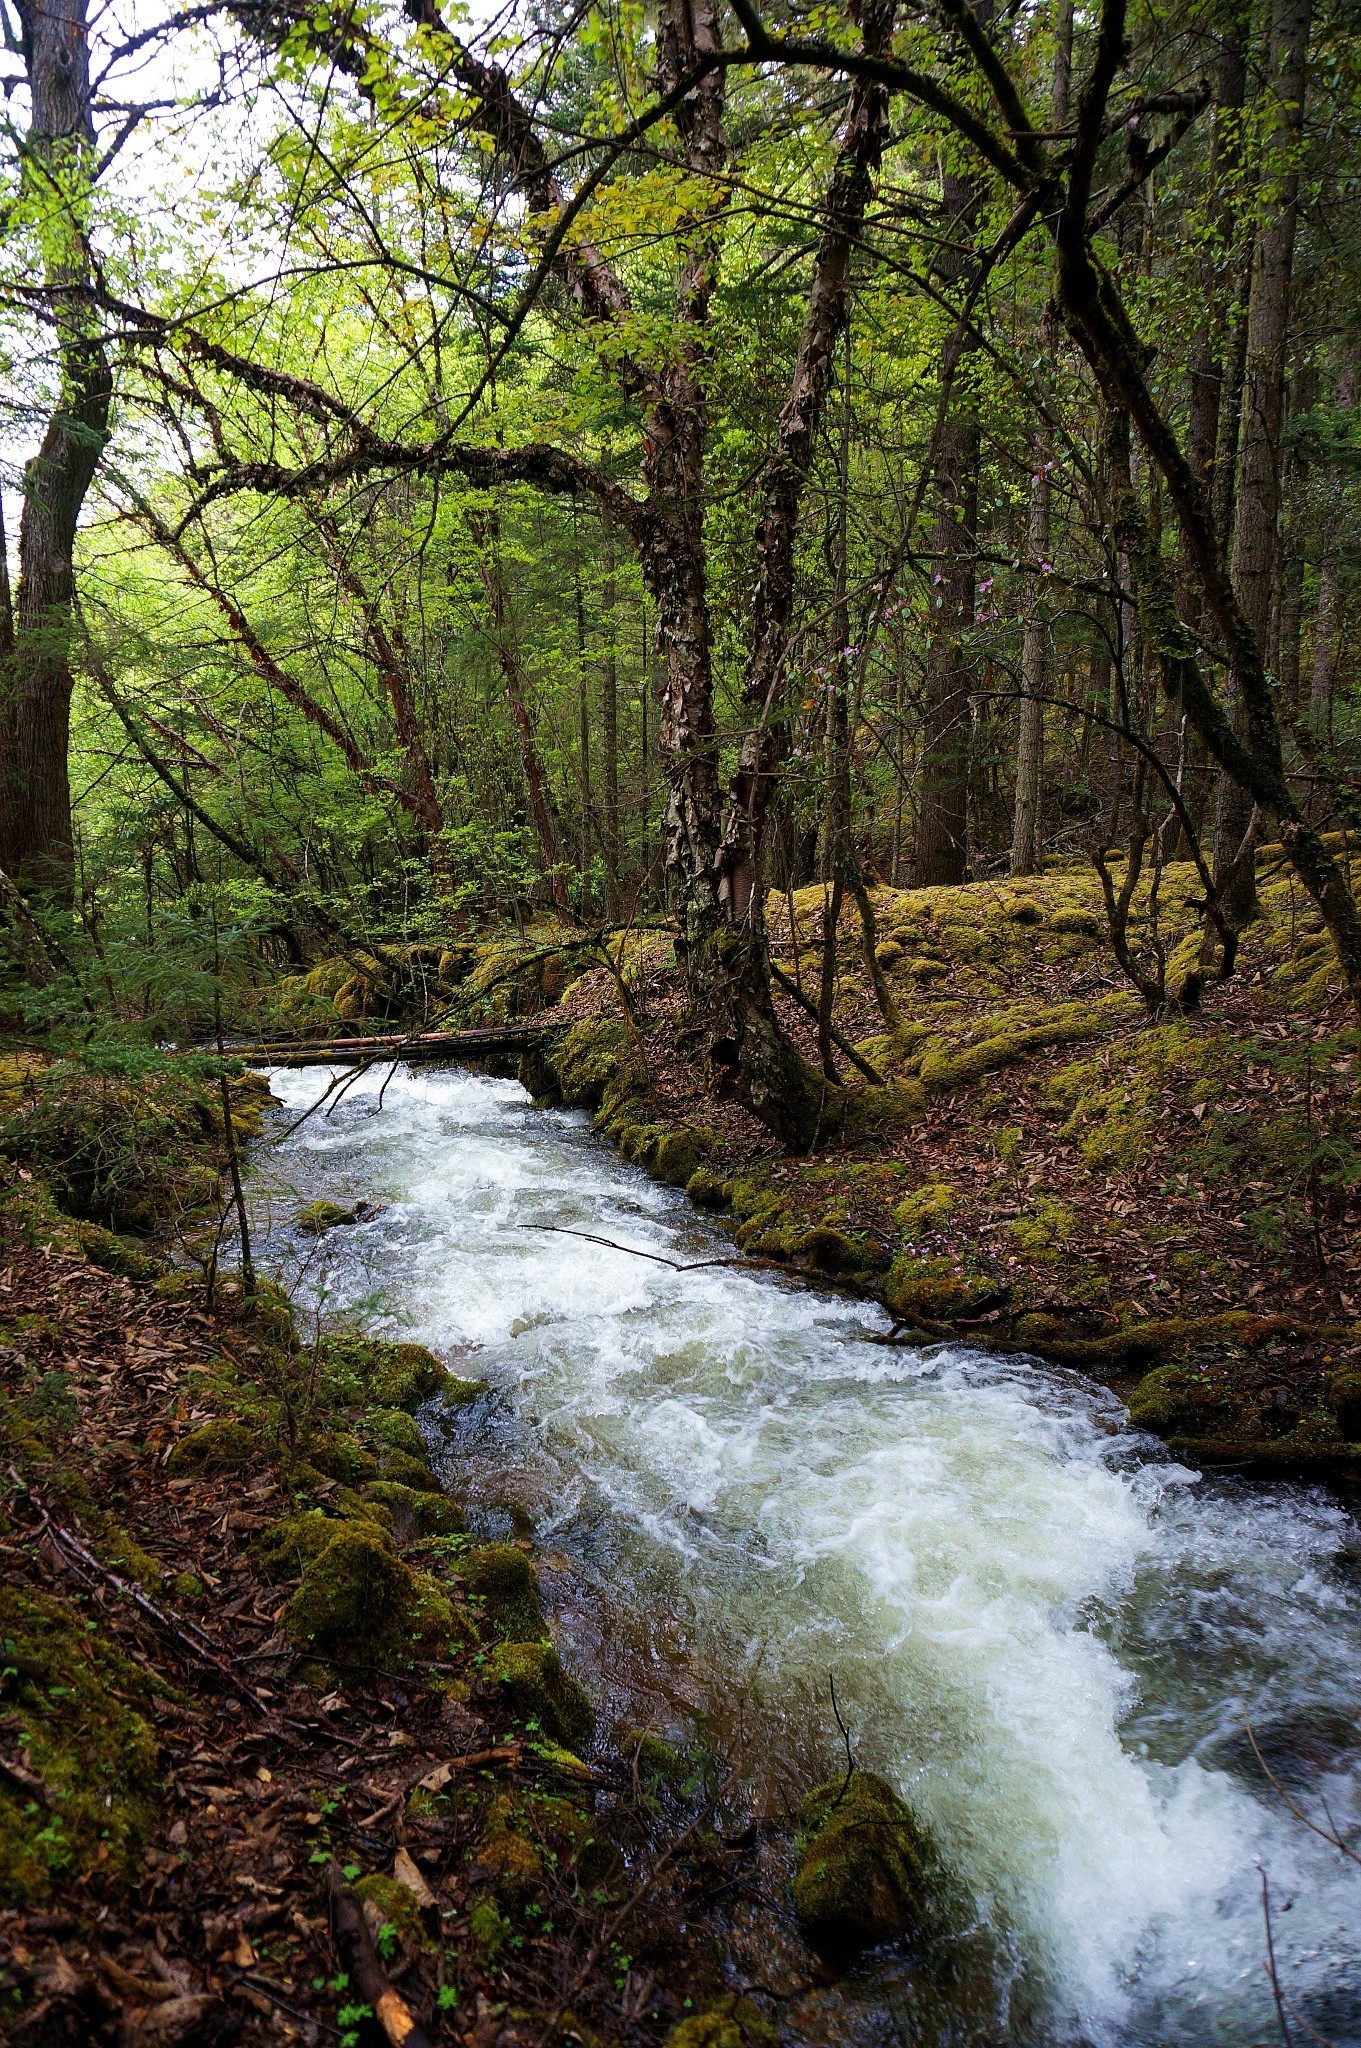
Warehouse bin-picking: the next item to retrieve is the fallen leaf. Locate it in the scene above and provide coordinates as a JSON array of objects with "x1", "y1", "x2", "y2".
[
  {"x1": 232, "y1": 1929, "x2": 257, "y2": 1968},
  {"x1": 132, "y1": 1993, "x2": 219, "y2": 2046},
  {"x1": 393, "y1": 1845, "x2": 436, "y2": 1910}
]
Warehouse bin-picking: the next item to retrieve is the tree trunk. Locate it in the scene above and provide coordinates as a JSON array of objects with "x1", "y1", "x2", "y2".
[
  {"x1": 0, "y1": 0, "x2": 110, "y2": 899},
  {"x1": 1309, "y1": 363, "x2": 1353, "y2": 739},
  {"x1": 1010, "y1": 0, "x2": 1071, "y2": 879},
  {"x1": 470, "y1": 514, "x2": 570, "y2": 912},
  {"x1": 1214, "y1": 0, "x2": 1312, "y2": 923},
  {"x1": 1010, "y1": 423, "x2": 1051, "y2": 876},
  {"x1": 599, "y1": 545, "x2": 621, "y2": 917},
  {"x1": 917, "y1": 203, "x2": 981, "y2": 889}
]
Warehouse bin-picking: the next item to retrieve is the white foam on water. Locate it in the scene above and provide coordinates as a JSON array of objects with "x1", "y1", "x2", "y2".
[{"x1": 254, "y1": 1062, "x2": 1361, "y2": 2044}]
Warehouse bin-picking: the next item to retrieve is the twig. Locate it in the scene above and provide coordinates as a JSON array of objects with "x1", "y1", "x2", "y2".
[
  {"x1": 327, "y1": 1863, "x2": 435, "y2": 2048},
  {"x1": 1244, "y1": 1712, "x2": 1361, "y2": 1867},
  {"x1": 236, "y1": 1973, "x2": 341, "y2": 2037},
  {"x1": 829, "y1": 1674, "x2": 856, "y2": 1803},
  {"x1": 515, "y1": 1224, "x2": 748, "y2": 1272},
  {"x1": 1260, "y1": 1865, "x2": 1294, "y2": 2048},
  {"x1": 0, "y1": 1754, "x2": 56, "y2": 1806}
]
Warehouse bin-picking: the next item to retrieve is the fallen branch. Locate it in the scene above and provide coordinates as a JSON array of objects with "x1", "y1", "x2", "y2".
[
  {"x1": 768, "y1": 960, "x2": 885, "y2": 1084},
  {"x1": 327, "y1": 1862, "x2": 435, "y2": 2048}
]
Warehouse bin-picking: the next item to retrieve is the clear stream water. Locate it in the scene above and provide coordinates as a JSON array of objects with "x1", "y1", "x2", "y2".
[{"x1": 252, "y1": 1061, "x2": 1361, "y2": 2048}]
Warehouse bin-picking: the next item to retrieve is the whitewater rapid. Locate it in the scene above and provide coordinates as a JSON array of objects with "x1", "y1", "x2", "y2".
[{"x1": 252, "y1": 1061, "x2": 1361, "y2": 2046}]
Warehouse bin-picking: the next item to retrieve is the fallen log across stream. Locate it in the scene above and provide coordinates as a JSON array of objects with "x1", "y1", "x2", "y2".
[{"x1": 217, "y1": 1023, "x2": 554, "y2": 1068}]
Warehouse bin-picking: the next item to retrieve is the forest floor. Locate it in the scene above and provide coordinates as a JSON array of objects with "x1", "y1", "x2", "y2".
[{"x1": 0, "y1": 1157, "x2": 793, "y2": 2046}]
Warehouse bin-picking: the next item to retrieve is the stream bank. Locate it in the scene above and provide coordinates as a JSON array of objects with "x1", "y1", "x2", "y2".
[{"x1": 254, "y1": 1056, "x2": 1361, "y2": 2048}]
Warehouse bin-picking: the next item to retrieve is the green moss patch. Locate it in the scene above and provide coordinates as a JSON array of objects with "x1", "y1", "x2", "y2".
[{"x1": 0, "y1": 1589, "x2": 159, "y2": 1905}]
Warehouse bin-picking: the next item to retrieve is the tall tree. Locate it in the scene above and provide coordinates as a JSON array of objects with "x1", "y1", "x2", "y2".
[
  {"x1": 2, "y1": 0, "x2": 110, "y2": 897},
  {"x1": 1214, "y1": 0, "x2": 1312, "y2": 922},
  {"x1": 917, "y1": 157, "x2": 984, "y2": 888},
  {"x1": 1011, "y1": 0, "x2": 1073, "y2": 877}
]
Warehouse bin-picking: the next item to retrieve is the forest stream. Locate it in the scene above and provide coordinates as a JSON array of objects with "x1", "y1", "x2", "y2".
[{"x1": 252, "y1": 1060, "x2": 1361, "y2": 2048}]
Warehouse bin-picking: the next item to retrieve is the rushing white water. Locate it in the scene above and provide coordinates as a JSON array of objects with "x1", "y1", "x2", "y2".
[{"x1": 253, "y1": 1061, "x2": 1361, "y2": 2046}]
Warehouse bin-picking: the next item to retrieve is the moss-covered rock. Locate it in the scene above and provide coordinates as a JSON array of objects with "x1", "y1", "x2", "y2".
[
  {"x1": 665, "y1": 1996, "x2": 777, "y2": 2048},
  {"x1": 325, "y1": 1336, "x2": 452, "y2": 1412},
  {"x1": 792, "y1": 1771, "x2": 934, "y2": 1959},
  {"x1": 685, "y1": 1169, "x2": 730, "y2": 1210},
  {"x1": 883, "y1": 1255, "x2": 996, "y2": 1321},
  {"x1": 463, "y1": 1544, "x2": 545, "y2": 1642},
  {"x1": 0, "y1": 1589, "x2": 159, "y2": 1905},
  {"x1": 297, "y1": 1200, "x2": 357, "y2": 1235},
  {"x1": 799, "y1": 1227, "x2": 861, "y2": 1275},
  {"x1": 621, "y1": 1729, "x2": 692, "y2": 1790},
  {"x1": 653, "y1": 1126, "x2": 713, "y2": 1188},
  {"x1": 363, "y1": 1480, "x2": 465, "y2": 1537},
  {"x1": 484, "y1": 1640, "x2": 593, "y2": 1747},
  {"x1": 283, "y1": 1524, "x2": 454, "y2": 1676},
  {"x1": 166, "y1": 1417, "x2": 257, "y2": 1474},
  {"x1": 307, "y1": 1430, "x2": 378, "y2": 1485},
  {"x1": 372, "y1": 1408, "x2": 426, "y2": 1457},
  {"x1": 379, "y1": 1447, "x2": 441, "y2": 1491}
]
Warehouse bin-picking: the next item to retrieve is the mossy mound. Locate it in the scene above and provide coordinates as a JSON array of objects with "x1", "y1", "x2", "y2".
[
  {"x1": 472, "y1": 1826, "x2": 540, "y2": 1900},
  {"x1": 324, "y1": 1335, "x2": 452, "y2": 1412},
  {"x1": 666, "y1": 1996, "x2": 777, "y2": 2048},
  {"x1": 893, "y1": 1183, "x2": 955, "y2": 1237},
  {"x1": 283, "y1": 1524, "x2": 454, "y2": 1678},
  {"x1": 462, "y1": 1544, "x2": 545, "y2": 1642},
  {"x1": 484, "y1": 1640, "x2": 593, "y2": 1747},
  {"x1": 166, "y1": 1417, "x2": 257, "y2": 1474},
  {"x1": 373, "y1": 1408, "x2": 426, "y2": 1457},
  {"x1": 0, "y1": 1588, "x2": 159, "y2": 1905},
  {"x1": 1327, "y1": 1369, "x2": 1361, "y2": 1440},
  {"x1": 884, "y1": 1255, "x2": 997, "y2": 1321},
  {"x1": 70, "y1": 1222, "x2": 163, "y2": 1281},
  {"x1": 793, "y1": 1771, "x2": 934, "y2": 1960},
  {"x1": 0, "y1": 1059, "x2": 228, "y2": 1234},
  {"x1": 549, "y1": 1017, "x2": 649, "y2": 1117},
  {"x1": 1126, "y1": 1364, "x2": 1243, "y2": 1437},
  {"x1": 251, "y1": 1510, "x2": 343, "y2": 1581}
]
